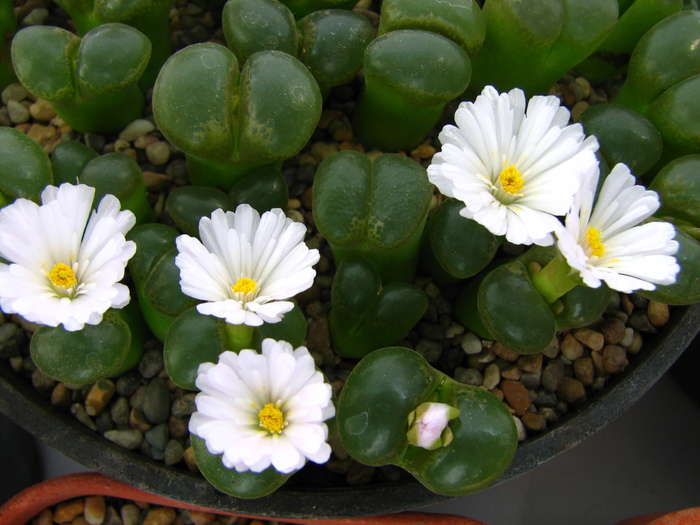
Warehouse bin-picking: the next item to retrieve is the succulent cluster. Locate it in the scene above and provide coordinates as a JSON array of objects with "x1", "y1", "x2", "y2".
[{"x1": 0, "y1": 0, "x2": 699, "y2": 502}]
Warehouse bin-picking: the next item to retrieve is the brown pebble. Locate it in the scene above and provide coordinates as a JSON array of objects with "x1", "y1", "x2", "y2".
[
  {"x1": 522, "y1": 412, "x2": 547, "y2": 432},
  {"x1": 602, "y1": 345, "x2": 629, "y2": 374},
  {"x1": 29, "y1": 99, "x2": 57, "y2": 121},
  {"x1": 410, "y1": 143, "x2": 436, "y2": 159},
  {"x1": 560, "y1": 332, "x2": 585, "y2": 361},
  {"x1": 32, "y1": 508, "x2": 52, "y2": 525},
  {"x1": 573, "y1": 357, "x2": 595, "y2": 386},
  {"x1": 301, "y1": 186, "x2": 313, "y2": 210},
  {"x1": 26, "y1": 123, "x2": 59, "y2": 149},
  {"x1": 70, "y1": 517, "x2": 89, "y2": 525},
  {"x1": 84, "y1": 496, "x2": 106, "y2": 525},
  {"x1": 143, "y1": 507, "x2": 176, "y2": 525},
  {"x1": 492, "y1": 342, "x2": 520, "y2": 362},
  {"x1": 120, "y1": 503, "x2": 141, "y2": 525},
  {"x1": 572, "y1": 328, "x2": 604, "y2": 351},
  {"x1": 621, "y1": 294, "x2": 635, "y2": 315},
  {"x1": 571, "y1": 100, "x2": 590, "y2": 122},
  {"x1": 53, "y1": 499, "x2": 85, "y2": 523},
  {"x1": 188, "y1": 510, "x2": 217, "y2": 525},
  {"x1": 182, "y1": 446, "x2": 199, "y2": 472},
  {"x1": 51, "y1": 383, "x2": 72, "y2": 407},
  {"x1": 590, "y1": 350, "x2": 607, "y2": 377},
  {"x1": 501, "y1": 363, "x2": 522, "y2": 381},
  {"x1": 647, "y1": 301, "x2": 670, "y2": 327},
  {"x1": 501, "y1": 379, "x2": 530, "y2": 416},
  {"x1": 600, "y1": 317, "x2": 626, "y2": 345},
  {"x1": 518, "y1": 353, "x2": 542, "y2": 374},
  {"x1": 318, "y1": 109, "x2": 343, "y2": 129},
  {"x1": 557, "y1": 377, "x2": 586, "y2": 404},
  {"x1": 85, "y1": 379, "x2": 116, "y2": 416},
  {"x1": 130, "y1": 407, "x2": 153, "y2": 432},
  {"x1": 627, "y1": 331, "x2": 644, "y2": 355}
]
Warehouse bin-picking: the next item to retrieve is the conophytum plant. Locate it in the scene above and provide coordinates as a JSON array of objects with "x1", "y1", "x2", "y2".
[
  {"x1": 223, "y1": 0, "x2": 374, "y2": 98},
  {"x1": 152, "y1": 43, "x2": 321, "y2": 191},
  {"x1": 51, "y1": 0, "x2": 175, "y2": 87},
  {"x1": 11, "y1": 23, "x2": 151, "y2": 134}
]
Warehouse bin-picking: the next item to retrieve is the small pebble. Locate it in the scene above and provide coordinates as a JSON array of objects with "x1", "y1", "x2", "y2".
[
  {"x1": 29, "y1": 99, "x2": 57, "y2": 121},
  {"x1": 21, "y1": 6, "x2": 49, "y2": 25},
  {"x1": 104, "y1": 429, "x2": 144, "y2": 450},
  {"x1": 120, "y1": 503, "x2": 141, "y2": 525},
  {"x1": 483, "y1": 363, "x2": 501, "y2": 390},
  {"x1": 501, "y1": 379, "x2": 530, "y2": 416},
  {"x1": 119, "y1": 119, "x2": 155, "y2": 142},
  {"x1": 522, "y1": 412, "x2": 547, "y2": 432},
  {"x1": 602, "y1": 345, "x2": 629, "y2": 374},
  {"x1": 574, "y1": 357, "x2": 595, "y2": 385},
  {"x1": 647, "y1": 301, "x2": 670, "y2": 327},
  {"x1": 7, "y1": 100, "x2": 30, "y2": 123},
  {"x1": 53, "y1": 499, "x2": 85, "y2": 523},
  {"x1": 542, "y1": 359, "x2": 565, "y2": 392},
  {"x1": 600, "y1": 317, "x2": 626, "y2": 345},
  {"x1": 85, "y1": 379, "x2": 116, "y2": 416},
  {"x1": 460, "y1": 332, "x2": 482, "y2": 355},
  {"x1": 71, "y1": 403, "x2": 98, "y2": 431},
  {"x1": 572, "y1": 328, "x2": 604, "y2": 351},
  {"x1": 164, "y1": 438, "x2": 185, "y2": 466},
  {"x1": 512, "y1": 416, "x2": 527, "y2": 441},
  {"x1": 84, "y1": 496, "x2": 106, "y2": 525},
  {"x1": 561, "y1": 332, "x2": 585, "y2": 361},
  {"x1": 557, "y1": 377, "x2": 586, "y2": 404},
  {"x1": 142, "y1": 378, "x2": 171, "y2": 425},
  {"x1": 454, "y1": 366, "x2": 483, "y2": 386},
  {"x1": 146, "y1": 141, "x2": 171, "y2": 165},
  {"x1": 492, "y1": 342, "x2": 520, "y2": 362},
  {"x1": 145, "y1": 423, "x2": 170, "y2": 450},
  {"x1": 2, "y1": 83, "x2": 29, "y2": 104},
  {"x1": 143, "y1": 506, "x2": 176, "y2": 525}
]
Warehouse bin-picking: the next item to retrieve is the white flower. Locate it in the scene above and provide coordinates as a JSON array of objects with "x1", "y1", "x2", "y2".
[
  {"x1": 175, "y1": 204, "x2": 319, "y2": 327},
  {"x1": 555, "y1": 163, "x2": 680, "y2": 293},
  {"x1": 428, "y1": 85, "x2": 600, "y2": 246},
  {"x1": 0, "y1": 183, "x2": 136, "y2": 331},
  {"x1": 189, "y1": 338, "x2": 335, "y2": 474}
]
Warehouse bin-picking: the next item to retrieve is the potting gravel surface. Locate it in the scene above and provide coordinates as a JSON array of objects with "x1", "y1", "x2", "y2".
[
  {"x1": 30, "y1": 494, "x2": 296, "y2": 525},
  {"x1": 0, "y1": 0, "x2": 676, "y2": 492}
]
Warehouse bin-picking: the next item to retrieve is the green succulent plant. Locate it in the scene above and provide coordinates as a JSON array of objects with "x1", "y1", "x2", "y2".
[
  {"x1": 11, "y1": 23, "x2": 151, "y2": 134},
  {"x1": 152, "y1": 43, "x2": 322, "y2": 191}
]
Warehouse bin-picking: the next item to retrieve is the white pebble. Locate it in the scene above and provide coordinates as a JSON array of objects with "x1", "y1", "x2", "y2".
[
  {"x1": 460, "y1": 331, "x2": 482, "y2": 355},
  {"x1": 119, "y1": 119, "x2": 155, "y2": 142},
  {"x1": 513, "y1": 415, "x2": 527, "y2": 441}
]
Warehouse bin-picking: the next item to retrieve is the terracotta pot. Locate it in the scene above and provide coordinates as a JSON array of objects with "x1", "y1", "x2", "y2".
[
  {"x1": 616, "y1": 508, "x2": 700, "y2": 525},
  {"x1": 0, "y1": 472, "x2": 486, "y2": 525},
  {"x1": 0, "y1": 303, "x2": 698, "y2": 519}
]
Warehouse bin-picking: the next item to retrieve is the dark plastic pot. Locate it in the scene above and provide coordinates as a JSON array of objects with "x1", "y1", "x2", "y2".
[{"x1": 0, "y1": 303, "x2": 698, "y2": 519}]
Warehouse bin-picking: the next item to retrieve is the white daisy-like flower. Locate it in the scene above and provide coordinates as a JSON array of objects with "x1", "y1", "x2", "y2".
[
  {"x1": 428, "y1": 85, "x2": 600, "y2": 246},
  {"x1": 189, "y1": 338, "x2": 335, "y2": 474},
  {"x1": 0, "y1": 183, "x2": 136, "y2": 331},
  {"x1": 175, "y1": 204, "x2": 319, "y2": 327},
  {"x1": 555, "y1": 162, "x2": 680, "y2": 293}
]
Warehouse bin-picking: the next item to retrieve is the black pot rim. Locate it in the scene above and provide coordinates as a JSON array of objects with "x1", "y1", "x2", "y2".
[{"x1": 1, "y1": 302, "x2": 699, "y2": 519}]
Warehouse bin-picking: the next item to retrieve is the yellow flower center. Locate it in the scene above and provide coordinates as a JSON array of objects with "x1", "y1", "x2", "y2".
[
  {"x1": 232, "y1": 277, "x2": 257, "y2": 296},
  {"x1": 586, "y1": 226, "x2": 605, "y2": 258},
  {"x1": 48, "y1": 263, "x2": 77, "y2": 289},
  {"x1": 499, "y1": 165, "x2": 525, "y2": 195},
  {"x1": 259, "y1": 403, "x2": 285, "y2": 433}
]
